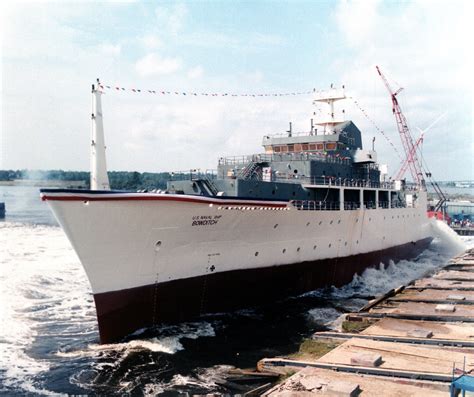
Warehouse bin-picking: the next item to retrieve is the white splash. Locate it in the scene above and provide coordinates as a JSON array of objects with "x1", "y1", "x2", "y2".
[
  {"x1": 0, "y1": 222, "x2": 92, "y2": 395},
  {"x1": 306, "y1": 307, "x2": 342, "y2": 326}
]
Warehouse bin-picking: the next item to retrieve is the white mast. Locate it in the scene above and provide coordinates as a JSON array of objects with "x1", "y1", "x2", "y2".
[
  {"x1": 90, "y1": 79, "x2": 110, "y2": 190},
  {"x1": 313, "y1": 85, "x2": 346, "y2": 135}
]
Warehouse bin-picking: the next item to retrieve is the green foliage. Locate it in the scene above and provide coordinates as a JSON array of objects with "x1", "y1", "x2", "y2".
[
  {"x1": 0, "y1": 169, "x2": 172, "y2": 191},
  {"x1": 341, "y1": 320, "x2": 372, "y2": 333},
  {"x1": 287, "y1": 339, "x2": 341, "y2": 360}
]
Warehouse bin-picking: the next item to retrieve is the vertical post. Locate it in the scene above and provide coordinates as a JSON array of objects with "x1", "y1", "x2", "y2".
[
  {"x1": 339, "y1": 188, "x2": 344, "y2": 211},
  {"x1": 91, "y1": 79, "x2": 110, "y2": 190},
  {"x1": 375, "y1": 190, "x2": 379, "y2": 209},
  {"x1": 360, "y1": 189, "x2": 364, "y2": 209}
]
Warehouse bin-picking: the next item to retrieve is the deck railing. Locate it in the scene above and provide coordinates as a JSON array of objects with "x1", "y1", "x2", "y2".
[
  {"x1": 292, "y1": 200, "x2": 407, "y2": 211},
  {"x1": 218, "y1": 153, "x2": 352, "y2": 166}
]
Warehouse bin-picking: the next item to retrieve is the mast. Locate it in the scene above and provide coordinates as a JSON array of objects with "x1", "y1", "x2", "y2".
[
  {"x1": 313, "y1": 85, "x2": 346, "y2": 134},
  {"x1": 91, "y1": 79, "x2": 110, "y2": 190}
]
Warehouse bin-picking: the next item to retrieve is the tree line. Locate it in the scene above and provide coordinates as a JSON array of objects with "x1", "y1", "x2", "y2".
[{"x1": 0, "y1": 170, "x2": 174, "y2": 190}]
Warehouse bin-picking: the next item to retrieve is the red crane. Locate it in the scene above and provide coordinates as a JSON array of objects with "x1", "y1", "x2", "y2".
[
  {"x1": 395, "y1": 130, "x2": 424, "y2": 180},
  {"x1": 376, "y1": 66, "x2": 423, "y2": 184}
]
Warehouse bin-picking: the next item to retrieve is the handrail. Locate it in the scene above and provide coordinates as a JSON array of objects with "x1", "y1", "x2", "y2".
[
  {"x1": 218, "y1": 152, "x2": 352, "y2": 166},
  {"x1": 291, "y1": 200, "x2": 407, "y2": 211},
  {"x1": 276, "y1": 175, "x2": 393, "y2": 189}
]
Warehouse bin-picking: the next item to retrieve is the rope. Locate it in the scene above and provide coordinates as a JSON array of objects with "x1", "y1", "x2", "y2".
[
  {"x1": 349, "y1": 97, "x2": 404, "y2": 162},
  {"x1": 99, "y1": 83, "x2": 313, "y2": 98}
]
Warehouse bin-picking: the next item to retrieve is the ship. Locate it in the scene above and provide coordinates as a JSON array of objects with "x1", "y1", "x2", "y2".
[{"x1": 40, "y1": 79, "x2": 434, "y2": 343}]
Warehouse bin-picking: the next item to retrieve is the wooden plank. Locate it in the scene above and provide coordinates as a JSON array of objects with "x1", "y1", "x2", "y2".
[
  {"x1": 361, "y1": 318, "x2": 474, "y2": 341},
  {"x1": 262, "y1": 367, "x2": 448, "y2": 396},
  {"x1": 358, "y1": 286, "x2": 404, "y2": 313},
  {"x1": 368, "y1": 301, "x2": 474, "y2": 318},
  {"x1": 259, "y1": 357, "x2": 454, "y2": 382},
  {"x1": 312, "y1": 331, "x2": 474, "y2": 347},
  {"x1": 354, "y1": 311, "x2": 474, "y2": 322},
  {"x1": 317, "y1": 337, "x2": 474, "y2": 375}
]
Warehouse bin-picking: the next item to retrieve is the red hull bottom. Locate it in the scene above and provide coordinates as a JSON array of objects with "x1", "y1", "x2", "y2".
[{"x1": 94, "y1": 237, "x2": 433, "y2": 343}]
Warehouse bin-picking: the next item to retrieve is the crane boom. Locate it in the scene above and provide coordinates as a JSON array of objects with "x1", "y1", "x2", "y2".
[
  {"x1": 376, "y1": 66, "x2": 424, "y2": 185},
  {"x1": 395, "y1": 132, "x2": 424, "y2": 180}
]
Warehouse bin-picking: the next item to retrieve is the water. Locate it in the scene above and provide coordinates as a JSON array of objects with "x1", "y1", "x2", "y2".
[{"x1": 0, "y1": 185, "x2": 471, "y2": 396}]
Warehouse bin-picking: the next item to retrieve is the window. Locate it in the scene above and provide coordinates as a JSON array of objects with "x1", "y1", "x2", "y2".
[
  {"x1": 280, "y1": 146, "x2": 288, "y2": 152},
  {"x1": 302, "y1": 144, "x2": 309, "y2": 151},
  {"x1": 316, "y1": 143, "x2": 324, "y2": 150},
  {"x1": 288, "y1": 144, "x2": 294, "y2": 152},
  {"x1": 309, "y1": 144, "x2": 317, "y2": 150},
  {"x1": 326, "y1": 142, "x2": 337, "y2": 150},
  {"x1": 274, "y1": 146, "x2": 281, "y2": 153},
  {"x1": 294, "y1": 144, "x2": 302, "y2": 152}
]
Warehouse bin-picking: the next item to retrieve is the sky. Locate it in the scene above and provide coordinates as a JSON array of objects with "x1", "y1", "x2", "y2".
[{"x1": 1, "y1": 0, "x2": 473, "y2": 181}]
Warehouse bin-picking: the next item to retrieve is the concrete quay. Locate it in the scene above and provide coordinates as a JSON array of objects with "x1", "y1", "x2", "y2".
[{"x1": 258, "y1": 248, "x2": 474, "y2": 396}]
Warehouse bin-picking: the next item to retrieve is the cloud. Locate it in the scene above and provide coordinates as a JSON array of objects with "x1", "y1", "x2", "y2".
[
  {"x1": 139, "y1": 34, "x2": 162, "y2": 50},
  {"x1": 331, "y1": 0, "x2": 473, "y2": 180},
  {"x1": 187, "y1": 66, "x2": 204, "y2": 79},
  {"x1": 98, "y1": 43, "x2": 121, "y2": 56},
  {"x1": 155, "y1": 3, "x2": 188, "y2": 35},
  {"x1": 135, "y1": 53, "x2": 182, "y2": 77}
]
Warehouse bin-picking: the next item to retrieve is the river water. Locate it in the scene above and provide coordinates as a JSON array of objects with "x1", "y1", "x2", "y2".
[{"x1": 0, "y1": 185, "x2": 471, "y2": 395}]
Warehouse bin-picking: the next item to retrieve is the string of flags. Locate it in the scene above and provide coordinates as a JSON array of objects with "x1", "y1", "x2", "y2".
[
  {"x1": 349, "y1": 97, "x2": 403, "y2": 161},
  {"x1": 98, "y1": 83, "x2": 313, "y2": 98}
]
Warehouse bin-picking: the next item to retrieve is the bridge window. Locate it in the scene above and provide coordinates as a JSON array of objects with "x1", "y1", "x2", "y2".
[
  {"x1": 325, "y1": 142, "x2": 337, "y2": 150},
  {"x1": 316, "y1": 143, "x2": 324, "y2": 150},
  {"x1": 288, "y1": 144, "x2": 294, "y2": 152},
  {"x1": 309, "y1": 144, "x2": 317, "y2": 150},
  {"x1": 274, "y1": 146, "x2": 281, "y2": 153},
  {"x1": 302, "y1": 144, "x2": 309, "y2": 151}
]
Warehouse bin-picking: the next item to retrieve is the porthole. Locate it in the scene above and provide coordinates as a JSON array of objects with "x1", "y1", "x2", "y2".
[
  {"x1": 328, "y1": 243, "x2": 332, "y2": 248},
  {"x1": 313, "y1": 245, "x2": 317, "y2": 250},
  {"x1": 337, "y1": 220, "x2": 341, "y2": 224},
  {"x1": 155, "y1": 241, "x2": 162, "y2": 251},
  {"x1": 282, "y1": 248, "x2": 286, "y2": 254},
  {"x1": 356, "y1": 240, "x2": 359, "y2": 244},
  {"x1": 306, "y1": 222, "x2": 310, "y2": 227},
  {"x1": 344, "y1": 242, "x2": 348, "y2": 246},
  {"x1": 319, "y1": 221, "x2": 322, "y2": 225},
  {"x1": 274, "y1": 224, "x2": 278, "y2": 229},
  {"x1": 356, "y1": 218, "x2": 359, "y2": 222},
  {"x1": 297, "y1": 247, "x2": 301, "y2": 252},
  {"x1": 83, "y1": 200, "x2": 89, "y2": 205},
  {"x1": 369, "y1": 218, "x2": 371, "y2": 222},
  {"x1": 330, "y1": 220, "x2": 333, "y2": 225},
  {"x1": 255, "y1": 252, "x2": 259, "y2": 257}
]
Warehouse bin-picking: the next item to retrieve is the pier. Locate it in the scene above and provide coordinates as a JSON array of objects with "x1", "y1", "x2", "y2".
[{"x1": 258, "y1": 249, "x2": 474, "y2": 396}]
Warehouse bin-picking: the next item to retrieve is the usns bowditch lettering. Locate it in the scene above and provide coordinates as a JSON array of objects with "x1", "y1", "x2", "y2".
[{"x1": 41, "y1": 78, "x2": 434, "y2": 343}]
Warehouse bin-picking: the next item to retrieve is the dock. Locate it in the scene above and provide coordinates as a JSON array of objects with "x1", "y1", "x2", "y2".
[{"x1": 258, "y1": 248, "x2": 474, "y2": 396}]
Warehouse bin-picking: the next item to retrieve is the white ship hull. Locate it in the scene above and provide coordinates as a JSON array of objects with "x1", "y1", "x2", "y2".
[{"x1": 41, "y1": 189, "x2": 433, "y2": 343}]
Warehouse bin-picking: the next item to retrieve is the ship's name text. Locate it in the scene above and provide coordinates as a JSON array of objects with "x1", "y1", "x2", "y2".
[{"x1": 192, "y1": 215, "x2": 222, "y2": 226}]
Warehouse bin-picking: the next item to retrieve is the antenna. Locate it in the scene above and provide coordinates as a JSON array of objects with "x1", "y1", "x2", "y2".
[{"x1": 287, "y1": 122, "x2": 292, "y2": 137}]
